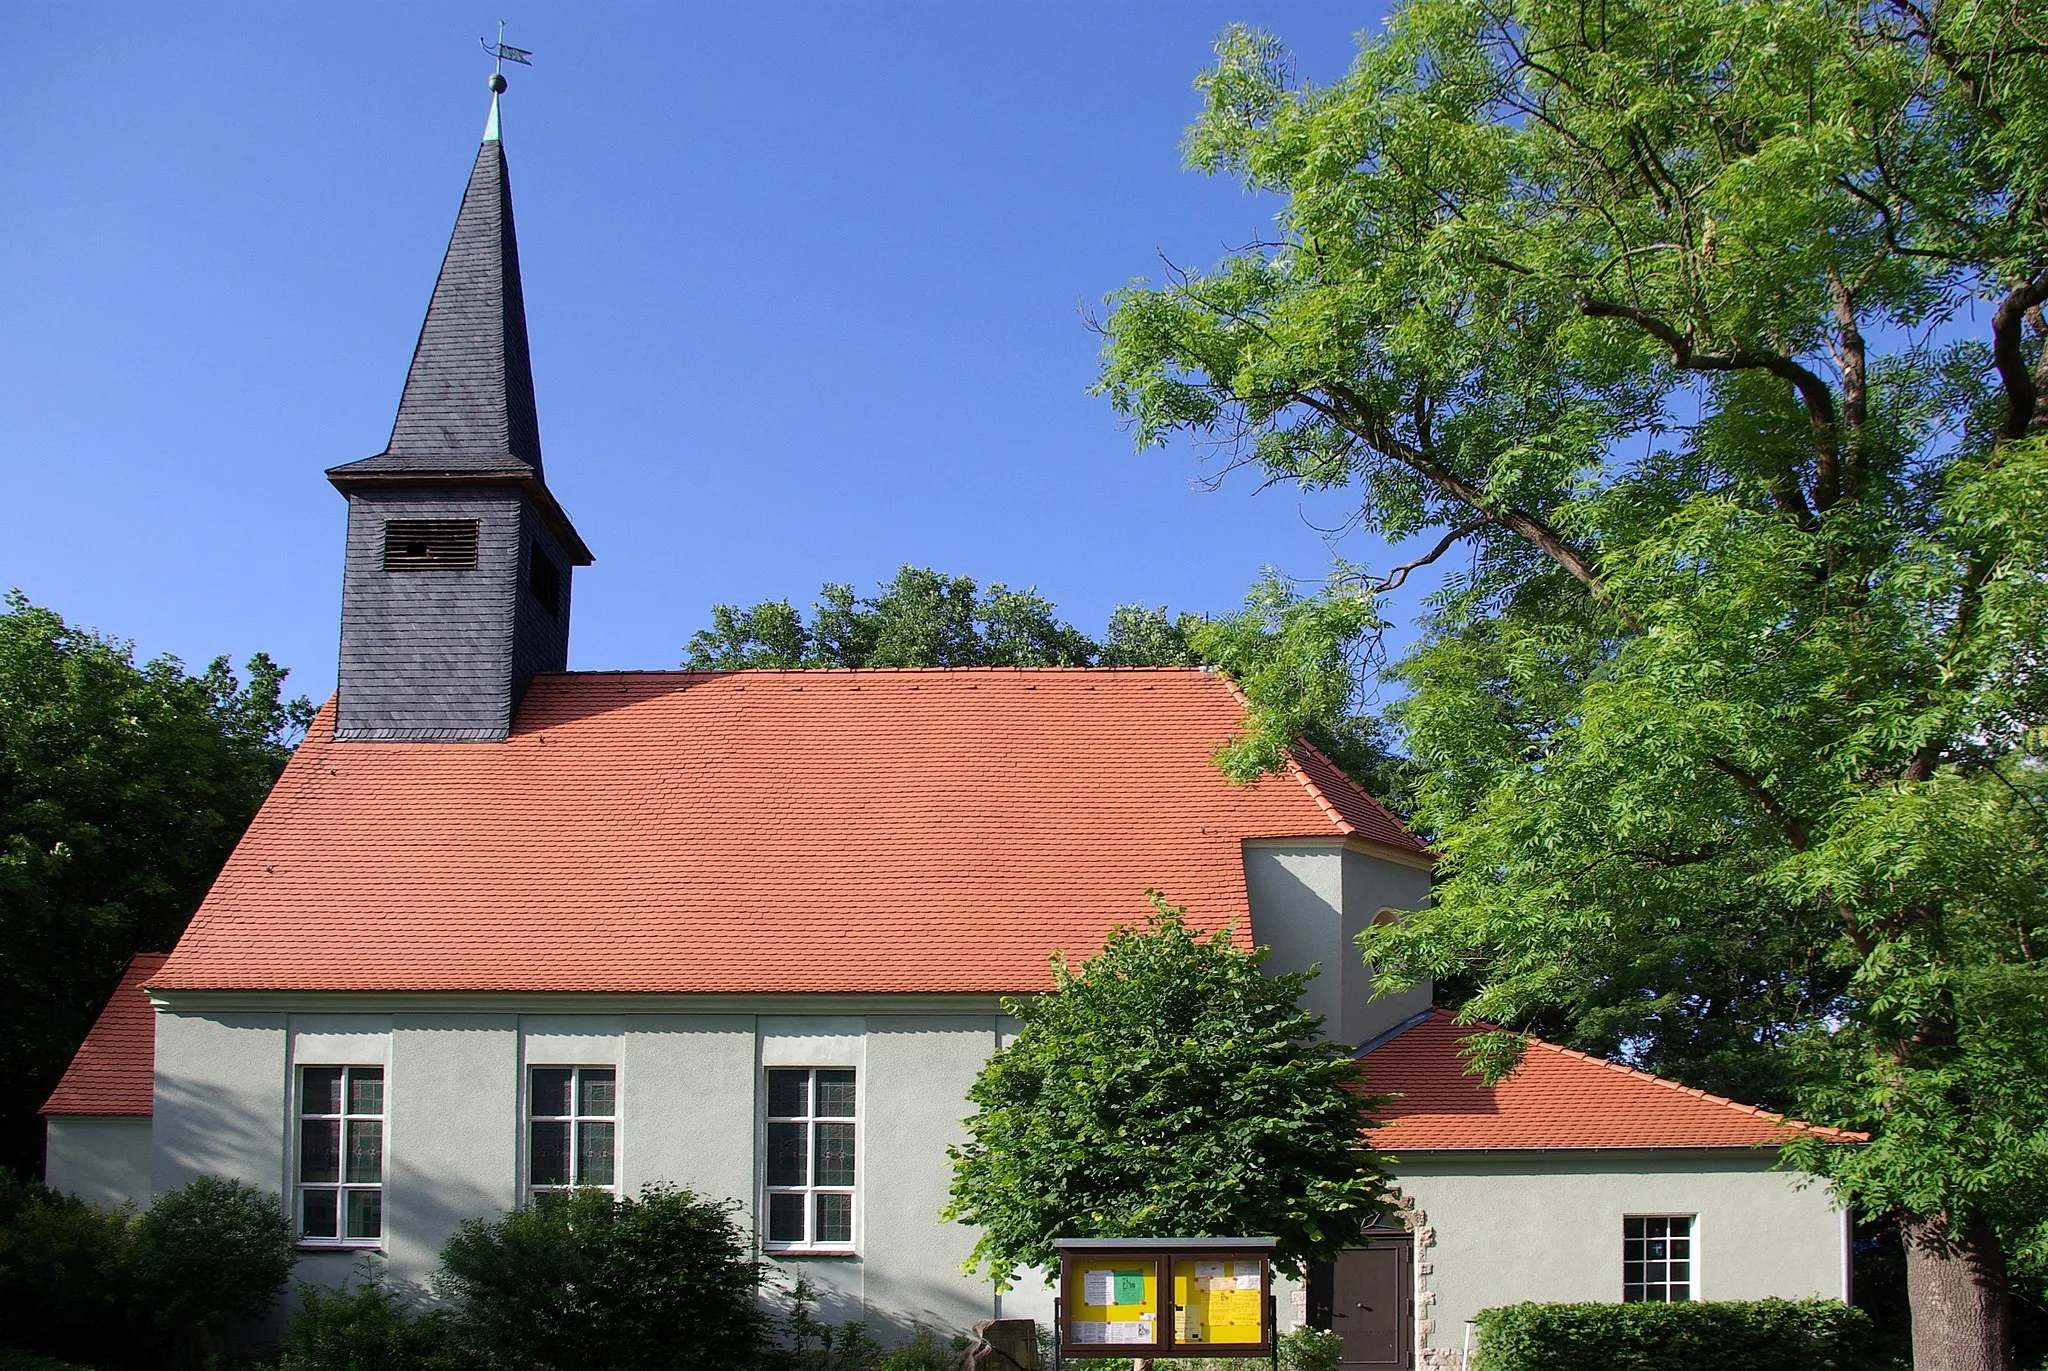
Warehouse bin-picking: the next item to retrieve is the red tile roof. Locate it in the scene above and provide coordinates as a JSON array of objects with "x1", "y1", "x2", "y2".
[
  {"x1": 42, "y1": 954, "x2": 166, "y2": 1117},
  {"x1": 1362, "y1": 1010, "x2": 1860, "y2": 1151},
  {"x1": 154, "y1": 669, "x2": 1425, "y2": 994}
]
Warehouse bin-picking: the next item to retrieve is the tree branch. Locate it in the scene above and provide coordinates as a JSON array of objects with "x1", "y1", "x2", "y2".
[
  {"x1": 1704, "y1": 756, "x2": 1811, "y2": 850},
  {"x1": 1298, "y1": 382, "x2": 1634, "y2": 624},
  {"x1": 1370, "y1": 519, "x2": 1489, "y2": 594},
  {"x1": 1991, "y1": 268, "x2": 2048, "y2": 441},
  {"x1": 1579, "y1": 297, "x2": 1839, "y2": 519}
]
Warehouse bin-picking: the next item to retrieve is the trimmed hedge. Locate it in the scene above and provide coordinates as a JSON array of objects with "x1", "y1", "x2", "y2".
[{"x1": 1473, "y1": 1299, "x2": 1881, "y2": 1371}]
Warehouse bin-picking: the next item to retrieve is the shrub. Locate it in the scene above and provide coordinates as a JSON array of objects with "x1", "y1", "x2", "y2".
[
  {"x1": 436, "y1": 1184, "x2": 767, "y2": 1371},
  {"x1": 0, "y1": 1170, "x2": 294, "y2": 1369},
  {"x1": 0, "y1": 1170, "x2": 145, "y2": 1366},
  {"x1": 280, "y1": 1263, "x2": 458, "y2": 1371},
  {"x1": 1472, "y1": 1299, "x2": 1881, "y2": 1371},
  {"x1": 136, "y1": 1174, "x2": 297, "y2": 1359},
  {"x1": 1278, "y1": 1326, "x2": 1342, "y2": 1371}
]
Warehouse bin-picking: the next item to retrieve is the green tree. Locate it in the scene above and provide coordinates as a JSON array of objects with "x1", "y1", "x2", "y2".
[
  {"x1": 1096, "y1": 5, "x2": 2048, "y2": 1368},
  {"x1": 0, "y1": 594, "x2": 311, "y2": 1177},
  {"x1": 942, "y1": 895, "x2": 1389, "y2": 1297},
  {"x1": 685, "y1": 566, "x2": 1131, "y2": 669}
]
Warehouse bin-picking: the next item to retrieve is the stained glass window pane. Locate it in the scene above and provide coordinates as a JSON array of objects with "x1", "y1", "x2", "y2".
[
  {"x1": 346, "y1": 1120, "x2": 383, "y2": 1184},
  {"x1": 815, "y1": 1123, "x2": 856, "y2": 1186},
  {"x1": 767, "y1": 1069, "x2": 808, "y2": 1119},
  {"x1": 530, "y1": 1120, "x2": 570, "y2": 1186},
  {"x1": 532, "y1": 1068, "x2": 573, "y2": 1118},
  {"x1": 301, "y1": 1188, "x2": 338, "y2": 1238},
  {"x1": 300, "y1": 1119, "x2": 341, "y2": 1183},
  {"x1": 768, "y1": 1192, "x2": 806, "y2": 1244},
  {"x1": 578, "y1": 1069, "x2": 616, "y2": 1118},
  {"x1": 814, "y1": 1192, "x2": 853, "y2": 1243},
  {"x1": 302, "y1": 1068, "x2": 343, "y2": 1117},
  {"x1": 347, "y1": 1067, "x2": 384, "y2": 1117},
  {"x1": 767, "y1": 1122, "x2": 808, "y2": 1187},
  {"x1": 815, "y1": 1070, "x2": 856, "y2": 1118},
  {"x1": 578, "y1": 1121, "x2": 616, "y2": 1187},
  {"x1": 345, "y1": 1188, "x2": 382, "y2": 1240}
]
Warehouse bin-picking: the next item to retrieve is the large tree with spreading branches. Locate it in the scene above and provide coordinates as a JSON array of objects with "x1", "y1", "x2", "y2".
[{"x1": 1096, "y1": 4, "x2": 2048, "y2": 1368}]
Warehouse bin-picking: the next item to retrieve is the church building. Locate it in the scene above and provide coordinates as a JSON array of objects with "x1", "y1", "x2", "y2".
[{"x1": 42, "y1": 88, "x2": 1855, "y2": 1369}]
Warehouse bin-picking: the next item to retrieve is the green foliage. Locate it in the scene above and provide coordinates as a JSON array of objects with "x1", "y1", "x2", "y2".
[
  {"x1": 684, "y1": 565, "x2": 1189, "y2": 670},
  {"x1": 1276, "y1": 1326, "x2": 1343, "y2": 1371},
  {"x1": 1095, "y1": 0, "x2": 2048, "y2": 1319},
  {"x1": 136, "y1": 1175, "x2": 296, "y2": 1357},
  {"x1": 1187, "y1": 571, "x2": 1411, "y2": 801},
  {"x1": 280, "y1": 1263, "x2": 458, "y2": 1371},
  {"x1": 1471, "y1": 1299, "x2": 1882, "y2": 1371},
  {"x1": 0, "y1": 1170, "x2": 294, "y2": 1369},
  {"x1": 434, "y1": 1184, "x2": 767, "y2": 1371},
  {"x1": 0, "y1": 593, "x2": 311, "y2": 1175},
  {"x1": 943, "y1": 894, "x2": 1389, "y2": 1290},
  {"x1": 0, "y1": 1169, "x2": 143, "y2": 1366}
]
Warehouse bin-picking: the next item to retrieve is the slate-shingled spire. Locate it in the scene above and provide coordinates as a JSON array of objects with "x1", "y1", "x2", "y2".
[
  {"x1": 333, "y1": 90, "x2": 543, "y2": 479},
  {"x1": 327, "y1": 85, "x2": 591, "y2": 743}
]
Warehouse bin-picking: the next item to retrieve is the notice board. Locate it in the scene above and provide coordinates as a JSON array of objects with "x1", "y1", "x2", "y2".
[{"x1": 1054, "y1": 1237, "x2": 1274, "y2": 1359}]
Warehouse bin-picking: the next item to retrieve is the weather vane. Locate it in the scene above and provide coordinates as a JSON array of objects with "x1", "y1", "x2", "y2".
[{"x1": 479, "y1": 20, "x2": 533, "y2": 92}]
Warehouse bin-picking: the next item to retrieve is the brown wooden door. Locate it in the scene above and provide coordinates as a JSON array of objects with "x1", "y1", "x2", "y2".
[{"x1": 1330, "y1": 1238, "x2": 1413, "y2": 1368}]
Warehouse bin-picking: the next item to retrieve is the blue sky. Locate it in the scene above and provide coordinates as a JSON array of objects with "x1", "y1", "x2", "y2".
[{"x1": 2, "y1": 4, "x2": 1412, "y2": 705}]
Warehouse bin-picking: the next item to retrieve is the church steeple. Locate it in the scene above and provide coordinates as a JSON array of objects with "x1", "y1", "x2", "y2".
[
  {"x1": 331, "y1": 86, "x2": 548, "y2": 482},
  {"x1": 327, "y1": 82, "x2": 591, "y2": 743}
]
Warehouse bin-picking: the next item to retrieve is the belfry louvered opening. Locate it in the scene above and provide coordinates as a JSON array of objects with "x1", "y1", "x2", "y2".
[{"x1": 383, "y1": 520, "x2": 479, "y2": 571}]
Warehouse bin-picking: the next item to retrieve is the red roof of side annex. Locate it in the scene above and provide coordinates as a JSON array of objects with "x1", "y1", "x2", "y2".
[{"x1": 1361, "y1": 1010, "x2": 1863, "y2": 1151}]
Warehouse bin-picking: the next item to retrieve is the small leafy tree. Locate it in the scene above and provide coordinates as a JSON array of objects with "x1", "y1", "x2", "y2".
[
  {"x1": 435, "y1": 1184, "x2": 767, "y2": 1371},
  {"x1": 944, "y1": 894, "x2": 1390, "y2": 1292}
]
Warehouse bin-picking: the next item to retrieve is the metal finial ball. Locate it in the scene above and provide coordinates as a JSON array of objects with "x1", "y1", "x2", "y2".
[{"x1": 488, "y1": 72, "x2": 508, "y2": 93}]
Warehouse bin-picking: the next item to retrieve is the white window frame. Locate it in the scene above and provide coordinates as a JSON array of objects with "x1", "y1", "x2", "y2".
[
  {"x1": 762, "y1": 1066, "x2": 858, "y2": 1254},
  {"x1": 1623, "y1": 1214, "x2": 1696, "y2": 1302},
  {"x1": 295, "y1": 1064, "x2": 386, "y2": 1249},
  {"x1": 525, "y1": 1065, "x2": 620, "y2": 1200}
]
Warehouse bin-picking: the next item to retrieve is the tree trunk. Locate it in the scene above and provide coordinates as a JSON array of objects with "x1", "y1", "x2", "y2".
[{"x1": 1902, "y1": 1211, "x2": 2011, "y2": 1371}]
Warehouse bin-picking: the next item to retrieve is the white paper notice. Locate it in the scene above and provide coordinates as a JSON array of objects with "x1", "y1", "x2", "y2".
[
  {"x1": 1236, "y1": 1273, "x2": 1262, "y2": 1290},
  {"x1": 1072, "y1": 1321, "x2": 1107, "y2": 1345},
  {"x1": 1194, "y1": 1260, "x2": 1225, "y2": 1279},
  {"x1": 1107, "y1": 1322, "x2": 1151, "y2": 1344},
  {"x1": 1084, "y1": 1271, "x2": 1114, "y2": 1305}
]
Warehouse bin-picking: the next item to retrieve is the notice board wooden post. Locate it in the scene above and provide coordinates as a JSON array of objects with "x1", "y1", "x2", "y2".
[{"x1": 1053, "y1": 1237, "x2": 1277, "y2": 1368}]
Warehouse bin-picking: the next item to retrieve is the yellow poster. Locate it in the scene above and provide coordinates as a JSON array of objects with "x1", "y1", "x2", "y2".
[
  {"x1": 1170, "y1": 1257, "x2": 1265, "y2": 1345},
  {"x1": 1066, "y1": 1260, "x2": 1159, "y2": 1347}
]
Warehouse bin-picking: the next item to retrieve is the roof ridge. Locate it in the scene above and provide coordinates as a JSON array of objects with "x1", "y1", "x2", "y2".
[{"x1": 533, "y1": 666, "x2": 1218, "y2": 678}]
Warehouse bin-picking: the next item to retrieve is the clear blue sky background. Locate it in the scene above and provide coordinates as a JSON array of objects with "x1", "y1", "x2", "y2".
[{"x1": 3, "y1": 4, "x2": 1412, "y2": 706}]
